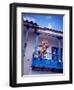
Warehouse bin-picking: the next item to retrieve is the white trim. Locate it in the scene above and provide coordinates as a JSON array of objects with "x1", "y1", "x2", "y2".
[{"x1": 38, "y1": 29, "x2": 63, "y2": 37}]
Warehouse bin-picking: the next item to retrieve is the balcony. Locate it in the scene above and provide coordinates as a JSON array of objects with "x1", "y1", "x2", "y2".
[{"x1": 32, "y1": 52, "x2": 63, "y2": 73}]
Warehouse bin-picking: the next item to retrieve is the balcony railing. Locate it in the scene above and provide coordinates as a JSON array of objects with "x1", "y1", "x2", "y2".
[{"x1": 33, "y1": 51, "x2": 62, "y2": 62}]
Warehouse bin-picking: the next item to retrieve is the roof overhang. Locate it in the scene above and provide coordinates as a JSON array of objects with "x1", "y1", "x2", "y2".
[{"x1": 37, "y1": 29, "x2": 63, "y2": 37}]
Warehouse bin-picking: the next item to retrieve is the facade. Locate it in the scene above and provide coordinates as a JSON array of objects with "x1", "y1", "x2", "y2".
[{"x1": 22, "y1": 20, "x2": 63, "y2": 75}]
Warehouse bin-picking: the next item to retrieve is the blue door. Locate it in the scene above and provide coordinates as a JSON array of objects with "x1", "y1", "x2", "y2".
[{"x1": 52, "y1": 47, "x2": 63, "y2": 61}]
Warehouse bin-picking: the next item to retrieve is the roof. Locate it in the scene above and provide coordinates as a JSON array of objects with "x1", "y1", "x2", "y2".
[{"x1": 23, "y1": 20, "x2": 63, "y2": 37}]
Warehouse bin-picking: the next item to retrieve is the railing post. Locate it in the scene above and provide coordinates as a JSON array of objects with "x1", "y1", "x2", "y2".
[
  {"x1": 57, "y1": 36, "x2": 62, "y2": 62},
  {"x1": 35, "y1": 32, "x2": 39, "y2": 52}
]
